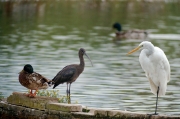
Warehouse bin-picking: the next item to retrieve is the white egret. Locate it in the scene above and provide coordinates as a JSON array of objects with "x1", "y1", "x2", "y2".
[{"x1": 127, "y1": 41, "x2": 170, "y2": 115}]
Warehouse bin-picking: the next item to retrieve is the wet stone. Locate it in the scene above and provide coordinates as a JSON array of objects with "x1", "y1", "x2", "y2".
[
  {"x1": 46, "y1": 103, "x2": 82, "y2": 112},
  {"x1": 7, "y1": 92, "x2": 59, "y2": 110}
]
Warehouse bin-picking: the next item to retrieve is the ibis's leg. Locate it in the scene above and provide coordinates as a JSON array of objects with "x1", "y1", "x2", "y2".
[
  {"x1": 67, "y1": 83, "x2": 71, "y2": 104},
  {"x1": 154, "y1": 86, "x2": 159, "y2": 115},
  {"x1": 66, "y1": 83, "x2": 69, "y2": 97},
  {"x1": 68, "y1": 83, "x2": 71, "y2": 96}
]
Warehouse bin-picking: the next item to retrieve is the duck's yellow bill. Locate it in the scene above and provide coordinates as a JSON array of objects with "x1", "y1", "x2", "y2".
[{"x1": 127, "y1": 46, "x2": 141, "y2": 55}]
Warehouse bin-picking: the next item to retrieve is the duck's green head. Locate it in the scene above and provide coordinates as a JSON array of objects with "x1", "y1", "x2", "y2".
[
  {"x1": 113, "y1": 22, "x2": 122, "y2": 31},
  {"x1": 24, "y1": 64, "x2": 34, "y2": 73}
]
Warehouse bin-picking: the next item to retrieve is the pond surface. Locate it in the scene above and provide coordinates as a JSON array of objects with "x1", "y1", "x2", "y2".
[{"x1": 0, "y1": 0, "x2": 180, "y2": 115}]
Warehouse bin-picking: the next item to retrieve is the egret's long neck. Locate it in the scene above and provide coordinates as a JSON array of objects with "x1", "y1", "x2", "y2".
[{"x1": 145, "y1": 45, "x2": 154, "y2": 56}]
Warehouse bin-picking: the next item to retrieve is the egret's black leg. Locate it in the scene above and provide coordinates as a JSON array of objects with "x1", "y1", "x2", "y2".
[
  {"x1": 154, "y1": 86, "x2": 159, "y2": 115},
  {"x1": 147, "y1": 86, "x2": 159, "y2": 116}
]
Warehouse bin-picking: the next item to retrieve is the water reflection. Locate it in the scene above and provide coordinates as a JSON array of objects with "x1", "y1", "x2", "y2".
[{"x1": 0, "y1": 0, "x2": 180, "y2": 115}]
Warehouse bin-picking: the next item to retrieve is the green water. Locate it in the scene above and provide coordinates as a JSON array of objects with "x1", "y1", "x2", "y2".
[{"x1": 0, "y1": 0, "x2": 180, "y2": 115}]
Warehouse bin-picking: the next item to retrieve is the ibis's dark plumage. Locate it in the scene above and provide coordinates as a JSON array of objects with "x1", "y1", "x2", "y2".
[
  {"x1": 113, "y1": 22, "x2": 148, "y2": 39},
  {"x1": 52, "y1": 48, "x2": 92, "y2": 97}
]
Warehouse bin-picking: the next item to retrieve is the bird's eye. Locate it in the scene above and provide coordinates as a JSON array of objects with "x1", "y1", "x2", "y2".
[{"x1": 81, "y1": 50, "x2": 84, "y2": 54}]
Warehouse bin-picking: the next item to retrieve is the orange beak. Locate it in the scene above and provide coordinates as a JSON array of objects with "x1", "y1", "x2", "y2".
[{"x1": 127, "y1": 46, "x2": 141, "y2": 55}]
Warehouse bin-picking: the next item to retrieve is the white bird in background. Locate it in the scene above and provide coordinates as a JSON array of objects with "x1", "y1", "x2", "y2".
[{"x1": 127, "y1": 41, "x2": 170, "y2": 115}]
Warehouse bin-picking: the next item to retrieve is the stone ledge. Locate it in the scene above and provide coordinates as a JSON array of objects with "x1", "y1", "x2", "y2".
[
  {"x1": 1, "y1": 92, "x2": 180, "y2": 119},
  {"x1": 0, "y1": 102, "x2": 72, "y2": 119},
  {"x1": 72, "y1": 112, "x2": 94, "y2": 116},
  {"x1": 93, "y1": 108, "x2": 180, "y2": 119},
  {"x1": 7, "y1": 92, "x2": 59, "y2": 110},
  {"x1": 46, "y1": 103, "x2": 82, "y2": 112},
  {"x1": 94, "y1": 108, "x2": 147, "y2": 117},
  {"x1": 1, "y1": 101, "x2": 180, "y2": 119}
]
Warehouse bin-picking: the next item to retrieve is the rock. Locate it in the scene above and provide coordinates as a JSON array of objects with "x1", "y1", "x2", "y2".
[
  {"x1": 7, "y1": 92, "x2": 59, "y2": 110},
  {"x1": 46, "y1": 103, "x2": 82, "y2": 112},
  {"x1": 2, "y1": 92, "x2": 180, "y2": 119}
]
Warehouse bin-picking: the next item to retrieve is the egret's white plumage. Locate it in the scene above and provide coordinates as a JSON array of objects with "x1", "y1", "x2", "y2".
[
  {"x1": 127, "y1": 41, "x2": 170, "y2": 115},
  {"x1": 138, "y1": 41, "x2": 170, "y2": 96}
]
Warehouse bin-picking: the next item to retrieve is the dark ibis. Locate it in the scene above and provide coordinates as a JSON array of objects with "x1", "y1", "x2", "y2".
[
  {"x1": 52, "y1": 48, "x2": 93, "y2": 98},
  {"x1": 112, "y1": 22, "x2": 148, "y2": 39}
]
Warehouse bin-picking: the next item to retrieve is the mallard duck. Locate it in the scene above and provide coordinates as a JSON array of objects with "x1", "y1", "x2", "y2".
[
  {"x1": 19, "y1": 64, "x2": 52, "y2": 98},
  {"x1": 112, "y1": 22, "x2": 148, "y2": 39}
]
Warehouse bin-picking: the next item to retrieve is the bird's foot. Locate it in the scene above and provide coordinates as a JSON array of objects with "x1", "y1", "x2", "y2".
[
  {"x1": 67, "y1": 96, "x2": 71, "y2": 104},
  {"x1": 25, "y1": 93, "x2": 36, "y2": 98},
  {"x1": 66, "y1": 94, "x2": 70, "y2": 99},
  {"x1": 68, "y1": 100, "x2": 71, "y2": 104},
  {"x1": 28, "y1": 93, "x2": 36, "y2": 98},
  {"x1": 66, "y1": 94, "x2": 71, "y2": 104}
]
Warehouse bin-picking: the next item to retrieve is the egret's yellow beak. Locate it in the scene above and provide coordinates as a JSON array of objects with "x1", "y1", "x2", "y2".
[{"x1": 127, "y1": 46, "x2": 141, "y2": 55}]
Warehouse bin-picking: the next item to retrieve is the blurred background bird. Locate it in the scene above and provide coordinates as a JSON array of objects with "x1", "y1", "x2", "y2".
[
  {"x1": 19, "y1": 64, "x2": 53, "y2": 98},
  {"x1": 127, "y1": 41, "x2": 170, "y2": 115},
  {"x1": 113, "y1": 22, "x2": 148, "y2": 39}
]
